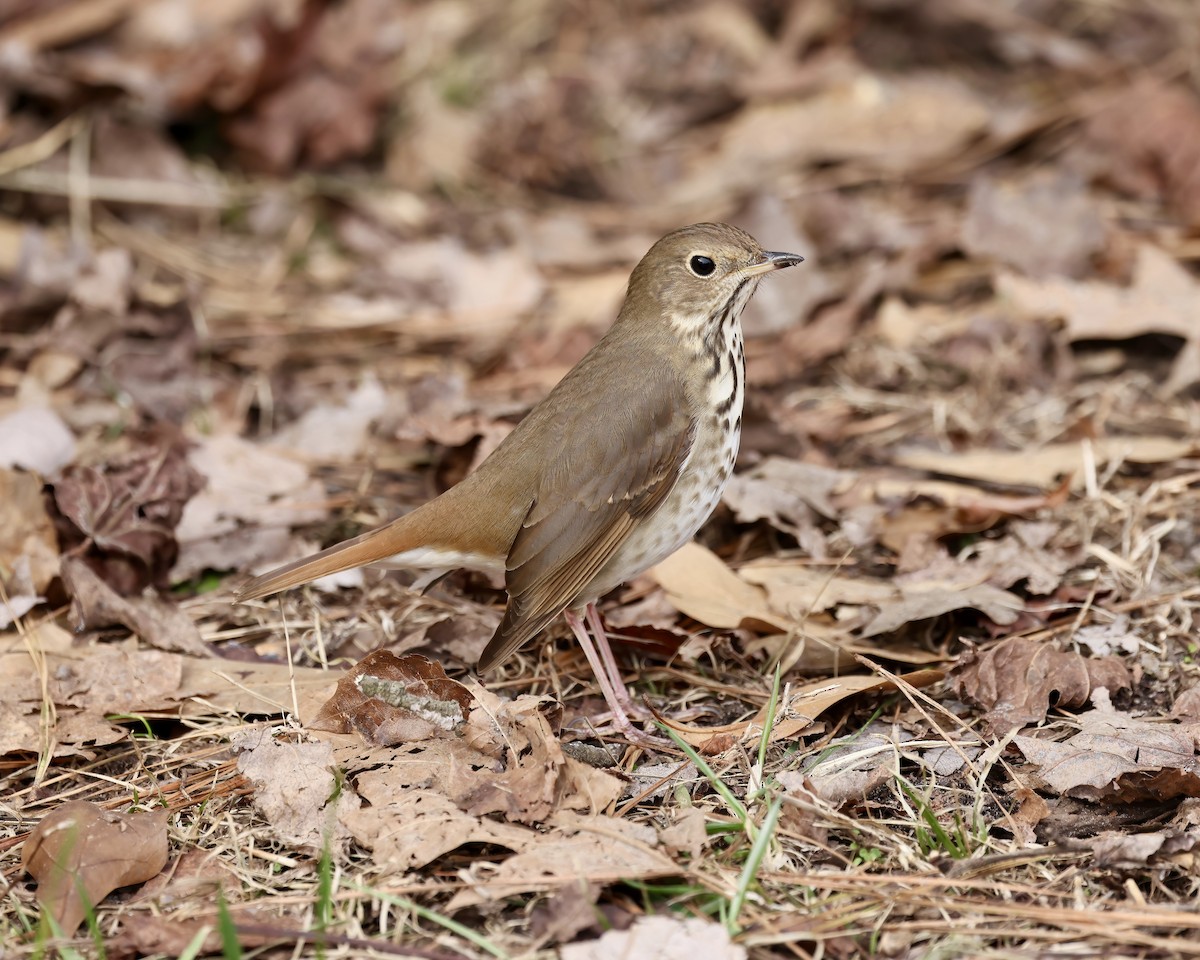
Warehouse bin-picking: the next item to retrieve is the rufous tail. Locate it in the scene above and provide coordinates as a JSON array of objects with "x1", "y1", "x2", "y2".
[{"x1": 233, "y1": 521, "x2": 416, "y2": 602}]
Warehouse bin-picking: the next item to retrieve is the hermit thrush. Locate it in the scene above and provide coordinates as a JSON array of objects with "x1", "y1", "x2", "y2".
[{"x1": 236, "y1": 223, "x2": 803, "y2": 738}]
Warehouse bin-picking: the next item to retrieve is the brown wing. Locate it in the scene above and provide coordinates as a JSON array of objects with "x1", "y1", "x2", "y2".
[{"x1": 477, "y1": 371, "x2": 696, "y2": 670}]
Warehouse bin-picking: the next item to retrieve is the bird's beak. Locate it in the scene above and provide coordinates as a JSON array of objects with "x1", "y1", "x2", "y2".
[{"x1": 743, "y1": 250, "x2": 805, "y2": 277}]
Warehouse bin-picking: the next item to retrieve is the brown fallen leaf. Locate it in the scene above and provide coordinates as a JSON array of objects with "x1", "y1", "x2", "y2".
[
  {"x1": 458, "y1": 694, "x2": 583, "y2": 824},
  {"x1": 51, "y1": 426, "x2": 205, "y2": 593},
  {"x1": 22, "y1": 800, "x2": 169, "y2": 935},
  {"x1": 335, "y1": 689, "x2": 623, "y2": 826},
  {"x1": 0, "y1": 622, "x2": 337, "y2": 756},
  {"x1": 447, "y1": 811, "x2": 677, "y2": 910},
  {"x1": 341, "y1": 787, "x2": 533, "y2": 873},
  {"x1": 173, "y1": 432, "x2": 328, "y2": 582},
  {"x1": 310, "y1": 650, "x2": 473, "y2": 745},
  {"x1": 0, "y1": 469, "x2": 59, "y2": 598},
  {"x1": 721, "y1": 456, "x2": 849, "y2": 543},
  {"x1": 61, "y1": 557, "x2": 209, "y2": 657},
  {"x1": 1084, "y1": 79, "x2": 1200, "y2": 228},
  {"x1": 675, "y1": 71, "x2": 990, "y2": 205},
  {"x1": 234, "y1": 728, "x2": 355, "y2": 851},
  {"x1": 1014, "y1": 690, "x2": 1200, "y2": 804},
  {"x1": 653, "y1": 544, "x2": 956, "y2": 672},
  {"x1": 739, "y1": 557, "x2": 1024, "y2": 637},
  {"x1": 840, "y1": 473, "x2": 1073, "y2": 555},
  {"x1": 961, "y1": 169, "x2": 1104, "y2": 278},
  {"x1": 649, "y1": 541, "x2": 804, "y2": 634},
  {"x1": 997, "y1": 244, "x2": 1200, "y2": 393},
  {"x1": 953, "y1": 636, "x2": 1132, "y2": 735}
]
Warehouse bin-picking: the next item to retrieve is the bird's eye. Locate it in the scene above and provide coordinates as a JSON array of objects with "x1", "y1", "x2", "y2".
[{"x1": 688, "y1": 254, "x2": 716, "y2": 277}]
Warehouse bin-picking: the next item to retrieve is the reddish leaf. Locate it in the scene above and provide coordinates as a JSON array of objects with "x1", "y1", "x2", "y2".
[
  {"x1": 51, "y1": 426, "x2": 204, "y2": 593},
  {"x1": 311, "y1": 651, "x2": 473, "y2": 745}
]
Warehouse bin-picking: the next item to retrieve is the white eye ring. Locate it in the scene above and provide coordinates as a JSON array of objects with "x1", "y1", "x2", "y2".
[{"x1": 687, "y1": 254, "x2": 716, "y2": 277}]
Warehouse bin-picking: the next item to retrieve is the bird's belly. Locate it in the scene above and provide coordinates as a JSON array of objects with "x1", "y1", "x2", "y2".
[{"x1": 579, "y1": 417, "x2": 740, "y2": 604}]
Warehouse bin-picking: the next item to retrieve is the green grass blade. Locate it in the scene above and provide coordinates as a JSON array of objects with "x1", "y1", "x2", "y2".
[
  {"x1": 727, "y1": 796, "x2": 784, "y2": 935},
  {"x1": 362, "y1": 886, "x2": 512, "y2": 960},
  {"x1": 657, "y1": 722, "x2": 749, "y2": 827}
]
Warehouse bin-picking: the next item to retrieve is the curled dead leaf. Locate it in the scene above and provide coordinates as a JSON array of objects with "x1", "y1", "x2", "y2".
[
  {"x1": 22, "y1": 800, "x2": 169, "y2": 935},
  {"x1": 61, "y1": 557, "x2": 208, "y2": 657},
  {"x1": 51, "y1": 426, "x2": 205, "y2": 593},
  {"x1": 311, "y1": 650, "x2": 473, "y2": 745}
]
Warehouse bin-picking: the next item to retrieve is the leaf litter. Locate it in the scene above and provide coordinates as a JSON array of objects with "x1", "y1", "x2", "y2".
[{"x1": 3, "y1": 1, "x2": 1200, "y2": 958}]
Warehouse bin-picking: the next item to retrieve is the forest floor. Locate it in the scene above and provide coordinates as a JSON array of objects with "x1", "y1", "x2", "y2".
[{"x1": 3, "y1": 1, "x2": 1200, "y2": 957}]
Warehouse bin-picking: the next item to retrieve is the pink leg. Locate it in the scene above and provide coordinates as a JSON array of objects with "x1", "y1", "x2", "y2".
[
  {"x1": 584, "y1": 602, "x2": 646, "y2": 718},
  {"x1": 564, "y1": 609, "x2": 646, "y2": 740}
]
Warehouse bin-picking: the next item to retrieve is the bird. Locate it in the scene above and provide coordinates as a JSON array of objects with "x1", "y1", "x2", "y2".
[{"x1": 235, "y1": 223, "x2": 804, "y2": 739}]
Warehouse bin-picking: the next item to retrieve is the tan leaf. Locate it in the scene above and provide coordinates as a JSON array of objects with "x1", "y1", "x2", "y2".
[
  {"x1": 997, "y1": 245, "x2": 1200, "y2": 393},
  {"x1": 62, "y1": 557, "x2": 208, "y2": 657},
  {"x1": 233, "y1": 729, "x2": 354, "y2": 851},
  {"x1": 447, "y1": 812, "x2": 677, "y2": 910},
  {"x1": 0, "y1": 468, "x2": 59, "y2": 624},
  {"x1": 561, "y1": 915, "x2": 746, "y2": 960},
  {"x1": 650, "y1": 542, "x2": 789, "y2": 632},
  {"x1": 657, "y1": 669, "x2": 944, "y2": 750},
  {"x1": 894, "y1": 436, "x2": 1197, "y2": 490},
  {"x1": 341, "y1": 788, "x2": 533, "y2": 873},
  {"x1": 22, "y1": 800, "x2": 169, "y2": 935}
]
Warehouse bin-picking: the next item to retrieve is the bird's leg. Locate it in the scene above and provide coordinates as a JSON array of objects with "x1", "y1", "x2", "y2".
[
  {"x1": 584, "y1": 602, "x2": 651, "y2": 719},
  {"x1": 564, "y1": 609, "x2": 646, "y2": 740}
]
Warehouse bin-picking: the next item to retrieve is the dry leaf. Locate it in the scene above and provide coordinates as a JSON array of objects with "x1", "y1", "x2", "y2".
[
  {"x1": 22, "y1": 800, "x2": 169, "y2": 935},
  {"x1": 677, "y1": 71, "x2": 990, "y2": 203},
  {"x1": 173, "y1": 432, "x2": 327, "y2": 582},
  {"x1": 448, "y1": 812, "x2": 677, "y2": 909},
  {"x1": 561, "y1": 915, "x2": 746, "y2": 960},
  {"x1": 0, "y1": 622, "x2": 336, "y2": 756},
  {"x1": 953, "y1": 637, "x2": 1132, "y2": 734},
  {"x1": 658, "y1": 669, "x2": 944, "y2": 750},
  {"x1": 721, "y1": 456, "x2": 848, "y2": 542},
  {"x1": 739, "y1": 557, "x2": 1024, "y2": 637},
  {"x1": 1085, "y1": 79, "x2": 1200, "y2": 227},
  {"x1": 1014, "y1": 690, "x2": 1200, "y2": 803},
  {"x1": 266, "y1": 377, "x2": 388, "y2": 464},
  {"x1": 311, "y1": 650, "x2": 472, "y2": 745},
  {"x1": 529, "y1": 879, "x2": 602, "y2": 946},
  {"x1": 233, "y1": 728, "x2": 354, "y2": 851},
  {"x1": 52, "y1": 427, "x2": 205, "y2": 593},
  {"x1": 961, "y1": 170, "x2": 1103, "y2": 278},
  {"x1": 61, "y1": 556, "x2": 208, "y2": 657},
  {"x1": 650, "y1": 542, "x2": 789, "y2": 633},
  {"x1": 894, "y1": 436, "x2": 1197, "y2": 490},
  {"x1": 997, "y1": 244, "x2": 1200, "y2": 393},
  {"x1": 1089, "y1": 829, "x2": 1199, "y2": 870},
  {"x1": 341, "y1": 787, "x2": 532, "y2": 873},
  {"x1": 839, "y1": 473, "x2": 1072, "y2": 554},
  {"x1": 0, "y1": 406, "x2": 76, "y2": 477},
  {"x1": 0, "y1": 468, "x2": 59, "y2": 617}
]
